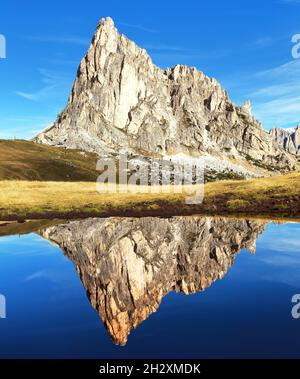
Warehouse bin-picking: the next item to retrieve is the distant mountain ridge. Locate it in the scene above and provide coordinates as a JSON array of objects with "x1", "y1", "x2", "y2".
[
  {"x1": 270, "y1": 125, "x2": 300, "y2": 156},
  {"x1": 34, "y1": 17, "x2": 300, "y2": 176}
]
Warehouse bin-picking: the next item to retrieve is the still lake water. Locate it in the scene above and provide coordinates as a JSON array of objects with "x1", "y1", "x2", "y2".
[{"x1": 0, "y1": 216, "x2": 300, "y2": 359}]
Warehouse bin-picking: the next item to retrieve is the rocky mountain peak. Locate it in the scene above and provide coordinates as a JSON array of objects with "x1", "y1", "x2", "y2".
[
  {"x1": 99, "y1": 16, "x2": 115, "y2": 27},
  {"x1": 33, "y1": 17, "x2": 299, "y2": 176},
  {"x1": 270, "y1": 125, "x2": 300, "y2": 155}
]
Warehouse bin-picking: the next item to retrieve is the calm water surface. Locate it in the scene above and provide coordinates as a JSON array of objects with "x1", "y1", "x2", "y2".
[{"x1": 0, "y1": 216, "x2": 299, "y2": 358}]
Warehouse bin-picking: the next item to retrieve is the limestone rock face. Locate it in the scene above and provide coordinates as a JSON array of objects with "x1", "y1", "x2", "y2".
[
  {"x1": 270, "y1": 126, "x2": 300, "y2": 155},
  {"x1": 39, "y1": 216, "x2": 267, "y2": 345},
  {"x1": 34, "y1": 17, "x2": 299, "y2": 175}
]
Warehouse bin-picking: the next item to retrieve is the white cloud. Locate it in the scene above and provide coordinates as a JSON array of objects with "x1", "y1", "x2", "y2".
[
  {"x1": 15, "y1": 68, "x2": 72, "y2": 103},
  {"x1": 24, "y1": 270, "x2": 56, "y2": 282},
  {"x1": 118, "y1": 22, "x2": 158, "y2": 34},
  {"x1": 255, "y1": 59, "x2": 300, "y2": 78},
  {"x1": 246, "y1": 59, "x2": 300, "y2": 129},
  {"x1": 16, "y1": 85, "x2": 57, "y2": 101}
]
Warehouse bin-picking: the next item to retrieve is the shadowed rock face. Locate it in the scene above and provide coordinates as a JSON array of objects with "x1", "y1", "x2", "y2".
[
  {"x1": 39, "y1": 216, "x2": 267, "y2": 345},
  {"x1": 33, "y1": 17, "x2": 299, "y2": 175}
]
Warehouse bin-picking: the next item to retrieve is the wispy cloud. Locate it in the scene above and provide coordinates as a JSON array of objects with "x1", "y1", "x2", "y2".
[
  {"x1": 228, "y1": 59, "x2": 300, "y2": 129},
  {"x1": 15, "y1": 68, "x2": 73, "y2": 102},
  {"x1": 26, "y1": 35, "x2": 90, "y2": 46},
  {"x1": 254, "y1": 96, "x2": 300, "y2": 127},
  {"x1": 8, "y1": 68, "x2": 72, "y2": 138},
  {"x1": 249, "y1": 36, "x2": 274, "y2": 48},
  {"x1": 16, "y1": 85, "x2": 57, "y2": 101},
  {"x1": 251, "y1": 82, "x2": 300, "y2": 97},
  {"x1": 24, "y1": 270, "x2": 57, "y2": 282},
  {"x1": 221, "y1": 58, "x2": 300, "y2": 129},
  {"x1": 118, "y1": 22, "x2": 158, "y2": 34},
  {"x1": 255, "y1": 59, "x2": 300, "y2": 78}
]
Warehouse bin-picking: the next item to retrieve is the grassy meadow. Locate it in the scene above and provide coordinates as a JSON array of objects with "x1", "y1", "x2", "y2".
[{"x1": 0, "y1": 172, "x2": 299, "y2": 220}]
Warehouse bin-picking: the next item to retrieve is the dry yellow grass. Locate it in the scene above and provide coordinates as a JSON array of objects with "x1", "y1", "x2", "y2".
[
  {"x1": 0, "y1": 172, "x2": 299, "y2": 219},
  {"x1": 0, "y1": 181, "x2": 193, "y2": 217},
  {"x1": 205, "y1": 171, "x2": 300, "y2": 199}
]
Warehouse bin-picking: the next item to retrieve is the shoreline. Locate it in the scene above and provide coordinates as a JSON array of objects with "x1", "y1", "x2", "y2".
[
  {"x1": 1, "y1": 206, "x2": 300, "y2": 223},
  {"x1": 1, "y1": 212, "x2": 299, "y2": 239},
  {"x1": 1, "y1": 172, "x2": 299, "y2": 223}
]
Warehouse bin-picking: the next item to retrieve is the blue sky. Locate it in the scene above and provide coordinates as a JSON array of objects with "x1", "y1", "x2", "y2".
[{"x1": 0, "y1": 0, "x2": 300, "y2": 139}]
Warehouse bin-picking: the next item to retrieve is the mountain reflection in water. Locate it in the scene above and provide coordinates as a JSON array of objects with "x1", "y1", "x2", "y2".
[{"x1": 39, "y1": 216, "x2": 267, "y2": 345}]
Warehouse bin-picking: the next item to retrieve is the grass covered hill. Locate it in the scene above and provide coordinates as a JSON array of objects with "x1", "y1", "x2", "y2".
[{"x1": 0, "y1": 140, "x2": 99, "y2": 181}]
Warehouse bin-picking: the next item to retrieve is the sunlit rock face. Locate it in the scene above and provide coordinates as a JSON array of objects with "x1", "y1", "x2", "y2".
[
  {"x1": 270, "y1": 126, "x2": 300, "y2": 156},
  {"x1": 39, "y1": 216, "x2": 267, "y2": 345},
  {"x1": 33, "y1": 17, "x2": 299, "y2": 175}
]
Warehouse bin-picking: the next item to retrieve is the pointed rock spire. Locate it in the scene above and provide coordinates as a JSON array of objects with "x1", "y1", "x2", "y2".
[{"x1": 33, "y1": 17, "x2": 299, "y2": 175}]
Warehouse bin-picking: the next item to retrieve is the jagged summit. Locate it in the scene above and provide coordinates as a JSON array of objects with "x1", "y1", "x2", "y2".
[
  {"x1": 100, "y1": 16, "x2": 114, "y2": 26},
  {"x1": 34, "y1": 17, "x2": 299, "y2": 175}
]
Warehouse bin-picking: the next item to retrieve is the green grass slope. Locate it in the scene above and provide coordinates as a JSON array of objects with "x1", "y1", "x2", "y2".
[{"x1": 0, "y1": 140, "x2": 99, "y2": 181}]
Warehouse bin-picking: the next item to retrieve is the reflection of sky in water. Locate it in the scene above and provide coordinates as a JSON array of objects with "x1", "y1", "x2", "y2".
[
  {"x1": 237, "y1": 223, "x2": 300, "y2": 287},
  {"x1": 0, "y1": 223, "x2": 300, "y2": 358}
]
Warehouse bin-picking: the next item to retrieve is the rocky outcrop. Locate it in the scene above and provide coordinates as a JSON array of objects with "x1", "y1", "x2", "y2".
[
  {"x1": 33, "y1": 17, "x2": 299, "y2": 176},
  {"x1": 39, "y1": 216, "x2": 267, "y2": 345},
  {"x1": 270, "y1": 126, "x2": 300, "y2": 156}
]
